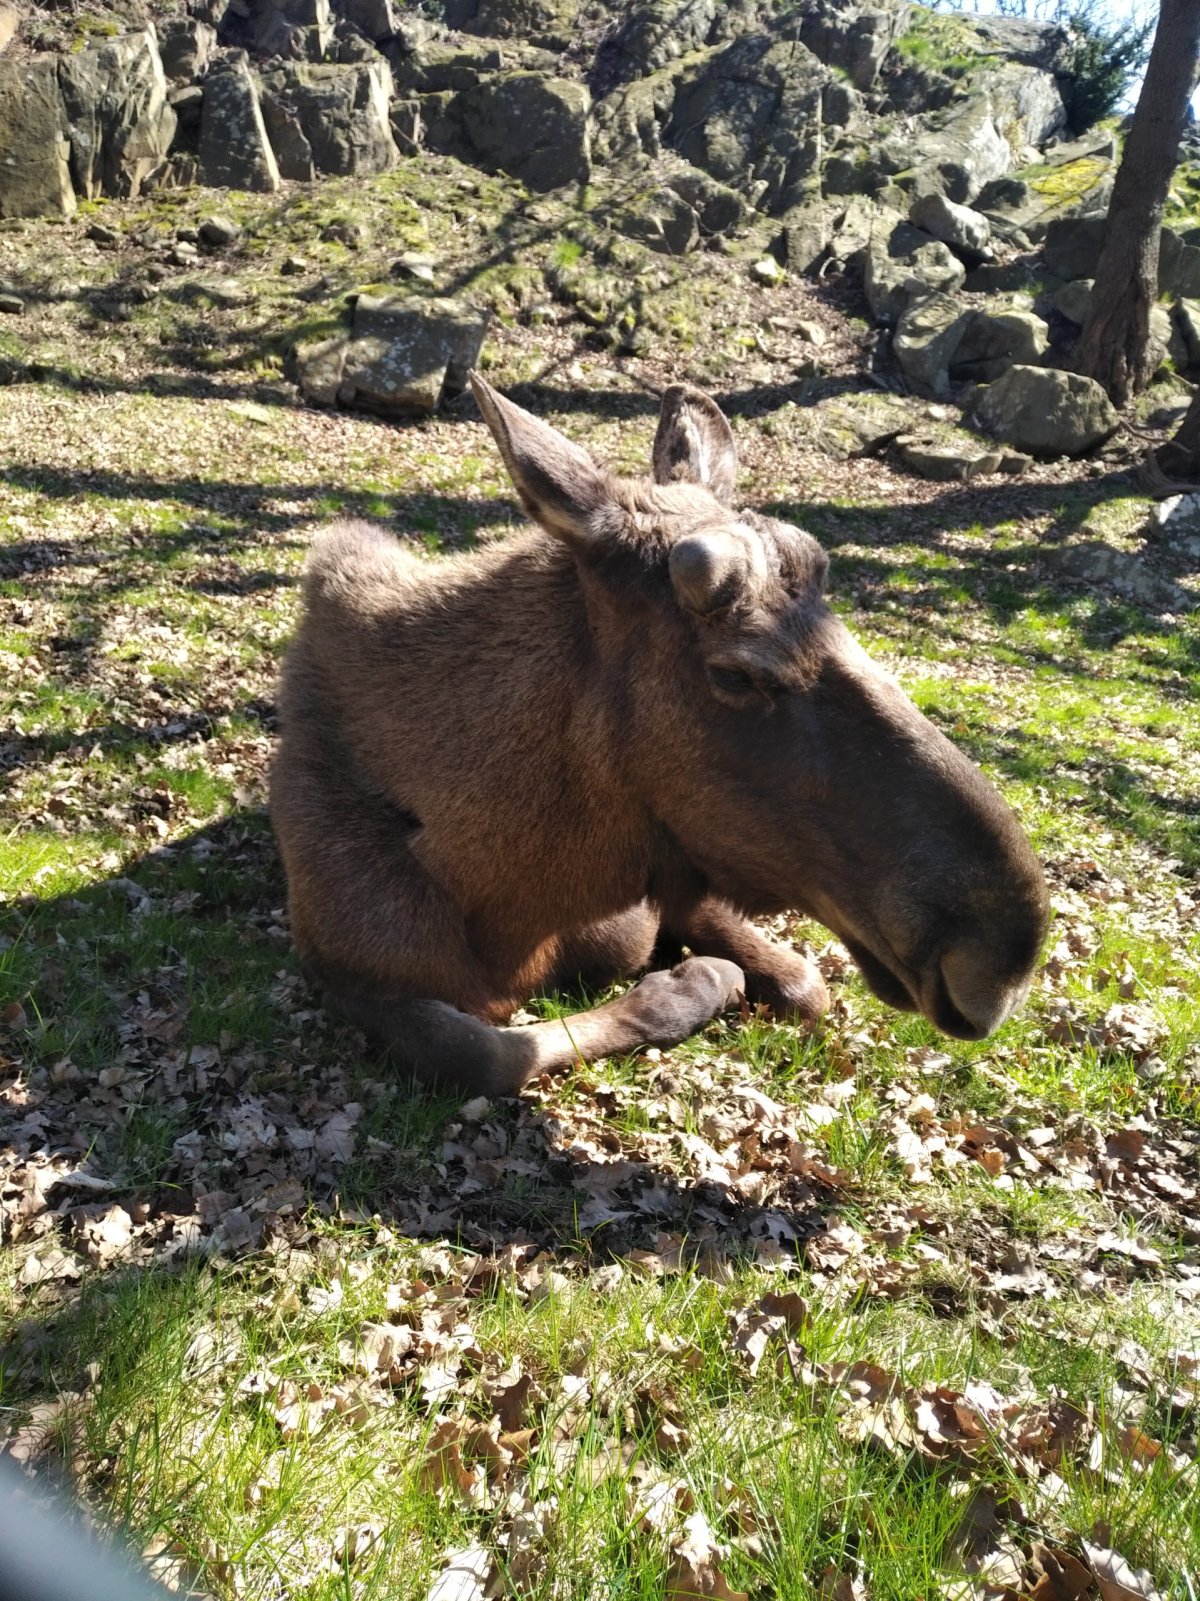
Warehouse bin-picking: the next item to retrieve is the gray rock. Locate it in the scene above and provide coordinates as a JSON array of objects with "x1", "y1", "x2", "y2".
[
  {"x1": 808, "y1": 390, "x2": 913, "y2": 459},
  {"x1": 295, "y1": 293, "x2": 490, "y2": 415},
  {"x1": 169, "y1": 83, "x2": 205, "y2": 136},
  {"x1": 798, "y1": 2, "x2": 906, "y2": 91},
  {"x1": 244, "y1": 0, "x2": 334, "y2": 61},
  {"x1": 388, "y1": 36, "x2": 505, "y2": 95},
  {"x1": 617, "y1": 186, "x2": 699, "y2": 255},
  {"x1": 391, "y1": 251, "x2": 436, "y2": 284},
  {"x1": 951, "y1": 306, "x2": 1047, "y2": 383},
  {"x1": 751, "y1": 255, "x2": 785, "y2": 285},
  {"x1": 158, "y1": 16, "x2": 217, "y2": 82},
  {"x1": 454, "y1": 74, "x2": 590, "y2": 192},
  {"x1": 1041, "y1": 217, "x2": 1105, "y2": 282},
  {"x1": 1172, "y1": 299, "x2": 1200, "y2": 370},
  {"x1": 390, "y1": 98, "x2": 422, "y2": 155},
  {"x1": 894, "y1": 295, "x2": 1048, "y2": 397},
  {"x1": 1154, "y1": 493, "x2": 1200, "y2": 543},
  {"x1": 1043, "y1": 218, "x2": 1200, "y2": 297},
  {"x1": 605, "y1": 0, "x2": 721, "y2": 83},
  {"x1": 1042, "y1": 128, "x2": 1117, "y2": 166},
  {"x1": 1049, "y1": 277, "x2": 1092, "y2": 325},
  {"x1": 664, "y1": 168, "x2": 746, "y2": 236},
  {"x1": 1160, "y1": 230, "x2": 1200, "y2": 299},
  {"x1": 0, "y1": 292, "x2": 24, "y2": 314},
  {"x1": 893, "y1": 293, "x2": 971, "y2": 399},
  {"x1": 332, "y1": 0, "x2": 401, "y2": 43},
  {"x1": 894, "y1": 427, "x2": 1003, "y2": 481},
  {"x1": 908, "y1": 193, "x2": 990, "y2": 260},
  {"x1": 1054, "y1": 539, "x2": 1188, "y2": 613},
  {"x1": 907, "y1": 96, "x2": 1014, "y2": 206},
  {"x1": 198, "y1": 55, "x2": 280, "y2": 193},
  {"x1": 58, "y1": 29, "x2": 176, "y2": 201},
  {"x1": 975, "y1": 365, "x2": 1117, "y2": 457},
  {"x1": 199, "y1": 214, "x2": 242, "y2": 249},
  {"x1": 666, "y1": 36, "x2": 848, "y2": 216},
  {"x1": 259, "y1": 59, "x2": 397, "y2": 177},
  {"x1": 864, "y1": 222, "x2": 965, "y2": 324},
  {"x1": 258, "y1": 92, "x2": 314, "y2": 180},
  {"x1": 0, "y1": 57, "x2": 75, "y2": 219},
  {"x1": 443, "y1": 0, "x2": 581, "y2": 52},
  {"x1": 783, "y1": 206, "x2": 829, "y2": 274}
]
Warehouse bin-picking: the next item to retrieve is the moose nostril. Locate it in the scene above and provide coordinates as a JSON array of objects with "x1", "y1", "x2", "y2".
[{"x1": 936, "y1": 954, "x2": 1027, "y2": 1041}]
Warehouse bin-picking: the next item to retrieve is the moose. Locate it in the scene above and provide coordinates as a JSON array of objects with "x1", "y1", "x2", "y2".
[{"x1": 270, "y1": 375, "x2": 1049, "y2": 1094}]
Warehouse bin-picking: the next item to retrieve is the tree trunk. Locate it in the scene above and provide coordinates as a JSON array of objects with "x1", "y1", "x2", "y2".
[{"x1": 1076, "y1": 0, "x2": 1200, "y2": 408}]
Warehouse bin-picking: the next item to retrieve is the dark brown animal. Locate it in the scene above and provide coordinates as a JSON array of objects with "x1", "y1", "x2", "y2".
[{"x1": 270, "y1": 375, "x2": 1048, "y2": 1093}]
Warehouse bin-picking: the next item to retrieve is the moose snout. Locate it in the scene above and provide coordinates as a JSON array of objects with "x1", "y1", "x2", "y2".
[{"x1": 929, "y1": 940, "x2": 1036, "y2": 1042}]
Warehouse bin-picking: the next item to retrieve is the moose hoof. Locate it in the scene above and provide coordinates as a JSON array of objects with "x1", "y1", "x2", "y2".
[
  {"x1": 625, "y1": 956, "x2": 745, "y2": 1047},
  {"x1": 746, "y1": 957, "x2": 829, "y2": 1027}
]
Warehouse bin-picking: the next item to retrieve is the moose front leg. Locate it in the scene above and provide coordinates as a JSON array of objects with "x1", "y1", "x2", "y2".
[
  {"x1": 670, "y1": 898, "x2": 828, "y2": 1025},
  {"x1": 327, "y1": 955, "x2": 745, "y2": 1095}
]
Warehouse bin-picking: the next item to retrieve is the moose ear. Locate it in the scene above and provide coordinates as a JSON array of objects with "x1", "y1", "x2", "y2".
[
  {"x1": 652, "y1": 385, "x2": 738, "y2": 506},
  {"x1": 470, "y1": 372, "x2": 613, "y2": 545}
]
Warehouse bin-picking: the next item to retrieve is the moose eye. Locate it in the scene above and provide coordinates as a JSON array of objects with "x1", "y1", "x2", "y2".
[{"x1": 707, "y1": 663, "x2": 778, "y2": 706}]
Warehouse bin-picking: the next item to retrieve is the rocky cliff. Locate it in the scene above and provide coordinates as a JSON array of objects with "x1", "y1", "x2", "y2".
[{"x1": 1, "y1": 0, "x2": 1198, "y2": 468}]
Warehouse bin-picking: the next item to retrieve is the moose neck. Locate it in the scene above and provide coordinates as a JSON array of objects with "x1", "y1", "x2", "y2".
[{"x1": 406, "y1": 530, "x2": 661, "y2": 956}]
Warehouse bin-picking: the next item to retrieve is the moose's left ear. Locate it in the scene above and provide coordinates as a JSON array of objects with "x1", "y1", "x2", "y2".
[
  {"x1": 470, "y1": 372, "x2": 614, "y2": 547},
  {"x1": 652, "y1": 385, "x2": 738, "y2": 506}
]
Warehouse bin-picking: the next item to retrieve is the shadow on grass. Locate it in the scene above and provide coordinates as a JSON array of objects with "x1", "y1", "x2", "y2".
[{"x1": 0, "y1": 817, "x2": 834, "y2": 1320}]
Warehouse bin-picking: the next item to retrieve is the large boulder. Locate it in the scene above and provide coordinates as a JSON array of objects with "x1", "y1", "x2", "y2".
[
  {"x1": 454, "y1": 74, "x2": 590, "y2": 191},
  {"x1": 975, "y1": 365, "x2": 1117, "y2": 457},
  {"x1": 602, "y1": 0, "x2": 722, "y2": 84},
  {"x1": 799, "y1": 2, "x2": 908, "y2": 91},
  {"x1": 863, "y1": 221, "x2": 965, "y2": 324},
  {"x1": 907, "y1": 95, "x2": 1014, "y2": 206},
  {"x1": 442, "y1": 0, "x2": 581, "y2": 52},
  {"x1": 158, "y1": 16, "x2": 217, "y2": 82},
  {"x1": 894, "y1": 294, "x2": 1048, "y2": 396},
  {"x1": 666, "y1": 36, "x2": 851, "y2": 216},
  {"x1": 389, "y1": 36, "x2": 506, "y2": 95},
  {"x1": 58, "y1": 29, "x2": 176, "y2": 201},
  {"x1": 198, "y1": 54, "x2": 281, "y2": 192},
  {"x1": 908, "y1": 192, "x2": 990, "y2": 260},
  {"x1": 258, "y1": 59, "x2": 397, "y2": 177},
  {"x1": 807, "y1": 389, "x2": 914, "y2": 459},
  {"x1": 893, "y1": 293, "x2": 972, "y2": 398},
  {"x1": 332, "y1": 0, "x2": 402, "y2": 44},
  {"x1": 294, "y1": 293, "x2": 489, "y2": 415},
  {"x1": 894, "y1": 423, "x2": 1004, "y2": 481},
  {"x1": 0, "y1": 58, "x2": 74, "y2": 219},
  {"x1": 1173, "y1": 299, "x2": 1200, "y2": 370},
  {"x1": 616, "y1": 185, "x2": 699, "y2": 254},
  {"x1": 242, "y1": 0, "x2": 334, "y2": 61}
]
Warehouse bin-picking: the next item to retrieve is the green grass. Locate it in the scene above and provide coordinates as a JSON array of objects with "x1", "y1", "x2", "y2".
[{"x1": 1, "y1": 221, "x2": 1198, "y2": 1600}]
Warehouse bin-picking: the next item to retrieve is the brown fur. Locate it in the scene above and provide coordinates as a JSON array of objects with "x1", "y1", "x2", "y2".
[{"x1": 269, "y1": 376, "x2": 1049, "y2": 1094}]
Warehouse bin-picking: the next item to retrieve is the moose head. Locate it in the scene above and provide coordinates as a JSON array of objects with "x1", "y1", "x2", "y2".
[{"x1": 470, "y1": 374, "x2": 1049, "y2": 1044}]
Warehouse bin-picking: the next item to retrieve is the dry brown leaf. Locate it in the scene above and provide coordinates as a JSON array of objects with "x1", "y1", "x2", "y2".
[
  {"x1": 817, "y1": 1564, "x2": 867, "y2": 1601},
  {"x1": 1082, "y1": 1541, "x2": 1166, "y2": 1601},
  {"x1": 1115, "y1": 1425, "x2": 1162, "y2": 1466},
  {"x1": 420, "y1": 1421, "x2": 489, "y2": 1507},
  {"x1": 1029, "y1": 1544, "x2": 1094, "y2": 1601},
  {"x1": 426, "y1": 1543, "x2": 494, "y2": 1601},
  {"x1": 664, "y1": 1510, "x2": 748, "y2": 1601}
]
